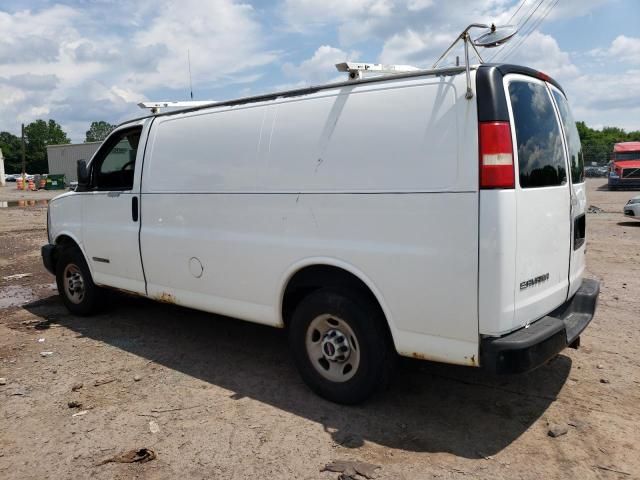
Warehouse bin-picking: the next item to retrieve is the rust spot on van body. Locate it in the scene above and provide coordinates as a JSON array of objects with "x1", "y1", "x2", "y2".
[
  {"x1": 156, "y1": 292, "x2": 176, "y2": 304},
  {"x1": 411, "y1": 352, "x2": 426, "y2": 360}
]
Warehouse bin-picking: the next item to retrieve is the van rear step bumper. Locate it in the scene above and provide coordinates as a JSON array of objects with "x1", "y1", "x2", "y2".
[{"x1": 480, "y1": 278, "x2": 600, "y2": 375}]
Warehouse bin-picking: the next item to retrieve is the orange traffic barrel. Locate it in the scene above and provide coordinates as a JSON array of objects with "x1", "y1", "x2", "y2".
[
  {"x1": 16, "y1": 178, "x2": 24, "y2": 190},
  {"x1": 28, "y1": 179, "x2": 36, "y2": 191},
  {"x1": 39, "y1": 178, "x2": 46, "y2": 189}
]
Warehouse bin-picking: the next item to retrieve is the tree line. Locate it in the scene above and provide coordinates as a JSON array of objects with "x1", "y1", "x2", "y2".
[
  {"x1": 1, "y1": 118, "x2": 639, "y2": 174},
  {"x1": 577, "y1": 122, "x2": 640, "y2": 166},
  {"x1": 0, "y1": 120, "x2": 115, "y2": 174}
]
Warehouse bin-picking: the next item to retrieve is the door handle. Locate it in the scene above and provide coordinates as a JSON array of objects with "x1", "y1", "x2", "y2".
[{"x1": 132, "y1": 196, "x2": 139, "y2": 222}]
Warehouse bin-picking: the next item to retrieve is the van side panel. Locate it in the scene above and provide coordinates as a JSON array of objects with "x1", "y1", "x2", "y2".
[
  {"x1": 478, "y1": 190, "x2": 517, "y2": 335},
  {"x1": 140, "y1": 74, "x2": 480, "y2": 365}
]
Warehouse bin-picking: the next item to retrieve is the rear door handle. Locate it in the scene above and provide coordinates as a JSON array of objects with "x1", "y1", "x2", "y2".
[{"x1": 132, "y1": 196, "x2": 139, "y2": 222}]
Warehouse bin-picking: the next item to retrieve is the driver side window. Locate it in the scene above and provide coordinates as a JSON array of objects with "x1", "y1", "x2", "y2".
[{"x1": 93, "y1": 127, "x2": 142, "y2": 190}]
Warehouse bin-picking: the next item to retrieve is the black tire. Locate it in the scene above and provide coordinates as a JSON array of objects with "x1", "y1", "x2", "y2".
[
  {"x1": 288, "y1": 287, "x2": 395, "y2": 404},
  {"x1": 55, "y1": 245, "x2": 102, "y2": 316}
]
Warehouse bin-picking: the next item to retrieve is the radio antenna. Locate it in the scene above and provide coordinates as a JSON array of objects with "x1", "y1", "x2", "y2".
[{"x1": 188, "y1": 49, "x2": 194, "y2": 100}]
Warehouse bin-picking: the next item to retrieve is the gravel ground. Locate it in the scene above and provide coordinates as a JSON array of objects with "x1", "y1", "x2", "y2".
[{"x1": 0, "y1": 179, "x2": 638, "y2": 479}]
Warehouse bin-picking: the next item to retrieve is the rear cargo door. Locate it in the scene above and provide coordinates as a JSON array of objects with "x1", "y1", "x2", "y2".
[
  {"x1": 505, "y1": 75, "x2": 571, "y2": 326},
  {"x1": 549, "y1": 86, "x2": 587, "y2": 298}
]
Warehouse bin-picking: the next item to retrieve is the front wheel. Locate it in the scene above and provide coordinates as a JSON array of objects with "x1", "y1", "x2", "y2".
[
  {"x1": 288, "y1": 288, "x2": 395, "y2": 404},
  {"x1": 55, "y1": 245, "x2": 102, "y2": 315}
]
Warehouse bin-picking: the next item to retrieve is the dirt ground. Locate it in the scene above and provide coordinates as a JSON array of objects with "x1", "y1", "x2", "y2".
[{"x1": 0, "y1": 180, "x2": 638, "y2": 480}]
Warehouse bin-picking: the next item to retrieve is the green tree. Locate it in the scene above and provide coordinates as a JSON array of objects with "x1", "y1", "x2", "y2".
[
  {"x1": 24, "y1": 119, "x2": 70, "y2": 173},
  {"x1": 577, "y1": 121, "x2": 640, "y2": 166},
  {"x1": 85, "y1": 121, "x2": 115, "y2": 142},
  {"x1": 0, "y1": 131, "x2": 22, "y2": 173}
]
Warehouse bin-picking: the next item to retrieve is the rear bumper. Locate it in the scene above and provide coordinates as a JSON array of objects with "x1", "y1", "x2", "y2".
[
  {"x1": 41, "y1": 244, "x2": 56, "y2": 275},
  {"x1": 480, "y1": 278, "x2": 600, "y2": 374}
]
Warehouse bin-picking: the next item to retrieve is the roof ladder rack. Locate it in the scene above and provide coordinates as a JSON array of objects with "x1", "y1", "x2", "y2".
[
  {"x1": 335, "y1": 62, "x2": 420, "y2": 81},
  {"x1": 432, "y1": 23, "x2": 518, "y2": 99},
  {"x1": 138, "y1": 101, "x2": 218, "y2": 114}
]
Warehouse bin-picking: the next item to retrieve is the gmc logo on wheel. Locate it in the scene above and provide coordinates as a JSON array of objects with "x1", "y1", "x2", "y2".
[{"x1": 520, "y1": 273, "x2": 550, "y2": 290}]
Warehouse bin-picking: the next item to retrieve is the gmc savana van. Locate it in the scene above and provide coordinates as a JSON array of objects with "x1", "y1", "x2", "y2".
[{"x1": 42, "y1": 62, "x2": 599, "y2": 404}]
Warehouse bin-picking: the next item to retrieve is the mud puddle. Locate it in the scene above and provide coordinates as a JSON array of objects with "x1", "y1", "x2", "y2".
[
  {"x1": 0, "y1": 200, "x2": 49, "y2": 208},
  {"x1": 0, "y1": 285, "x2": 37, "y2": 308}
]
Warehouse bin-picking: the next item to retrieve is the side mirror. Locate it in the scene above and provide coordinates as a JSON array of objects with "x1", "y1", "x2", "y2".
[{"x1": 76, "y1": 159, "x2": 89, "y2": 192}]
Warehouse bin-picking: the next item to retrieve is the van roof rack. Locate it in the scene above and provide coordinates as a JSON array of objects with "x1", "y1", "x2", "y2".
[
  {"x1": 335, "y1": 62, "x2": 421, "y2": 81},
  {"x1": 336, "y1": 23, "x2": 518, "y2": 100},
  {"x1": 138, "y1": 101, "x2": 217, "y2": 114}
]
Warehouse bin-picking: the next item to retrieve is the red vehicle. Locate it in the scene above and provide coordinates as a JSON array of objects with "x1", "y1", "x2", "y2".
[{"x1": 608, "y1": 142, "x2": 640, "y2": 189}]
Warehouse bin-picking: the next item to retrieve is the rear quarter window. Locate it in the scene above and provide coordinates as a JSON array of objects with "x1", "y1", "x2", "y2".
[{"x1": 509, "y1": 81, "x2": 567, "y2": 188}]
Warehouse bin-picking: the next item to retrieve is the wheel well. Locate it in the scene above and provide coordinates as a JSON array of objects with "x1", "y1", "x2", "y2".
[
  {"x1": 55, "y1": 235, "x2": 79, "y2": 249},
  {"x1": 52, "y1": 235, "x2": 81, "y2": 269},
  {"x1": 282, "y1": 265, "x2": 392, "y2": 338}
]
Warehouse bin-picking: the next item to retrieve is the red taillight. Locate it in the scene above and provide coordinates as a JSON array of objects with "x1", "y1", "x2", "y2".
[{"x1": 479, "y1": 121, "x2": 515, "y2": 189}]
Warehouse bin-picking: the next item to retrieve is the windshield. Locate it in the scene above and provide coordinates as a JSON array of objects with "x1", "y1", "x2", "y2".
[{"x1": 613, "y1": 152, "x2": 640, "y2": 161}]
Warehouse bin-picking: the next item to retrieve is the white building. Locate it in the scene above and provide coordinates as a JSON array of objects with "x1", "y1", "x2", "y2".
[{"x1": 46, "y1": 142, "x2": 101, "y2": 182}]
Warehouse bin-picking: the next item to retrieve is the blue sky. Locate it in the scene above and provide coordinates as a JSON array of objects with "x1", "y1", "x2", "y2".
[{"x1": 1, "y1": 0, "x2": 639, "y2": 142}]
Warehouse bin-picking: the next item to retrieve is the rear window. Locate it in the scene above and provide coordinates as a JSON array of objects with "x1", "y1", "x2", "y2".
[
  {"x1": 509, "y1": 81, "x2": 567, "y2": 188},
  {"x1": 551, "y1": 89, "x2": 584, "y2": 183}
]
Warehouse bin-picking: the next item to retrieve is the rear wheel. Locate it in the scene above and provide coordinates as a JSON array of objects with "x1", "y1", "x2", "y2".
[
  {"x1": 288, "y1": 288, "x2": 395, "y2": 404},
  {"x1": 55, "y1": 245, "x2": 102, "y2": 315}
]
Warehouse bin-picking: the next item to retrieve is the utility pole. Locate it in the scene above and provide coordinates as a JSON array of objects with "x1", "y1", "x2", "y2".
[{"x1": 21, "y1": 123, "x2": 26, "y2": 178}]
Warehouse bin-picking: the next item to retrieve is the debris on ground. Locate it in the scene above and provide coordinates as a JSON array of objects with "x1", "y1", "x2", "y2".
[
  {"x1": 587, "y1": 205, "x2": 604, "y2": 214},
  {"x1": 0, "y1": 378, "x2": 6, "y2": 385},
  {"x1": 568, "y1": 419, "x2": 587, "y2": 430},
  {"x1": 133, "y1": 375, "x2": 142, "y2": 382},
  {"x1": 39, "y1": 351, "x2": 53, "y2": 357},
  {"x1": 98, "y1": 448, "x2": 156, "y2": 465},
  {"x1": 71, "y1": 383, "x2": 83, "y2": 392},
  {"x1": 38, "y1": 338, "x2": 45, "y2": 343},
  {"x1": 548, "y1": 425, "x2": 568, "y2": 438},
  {"x1": 600, "y1": 378, "x2": 610, "y2": 384},
  {"x1": 594, "y1": 465, "x2": 631, "y2": 476},
  {"x1": 34, "y1": 320, "x2": 51, "y2": 330},
  {"x1": 93, "y1": 377, "x2": 116, "y2": 387},
  {"x1": 149, "y1": 421, "x2": 160, "y2": 433},
  {"x1": 68, "y1": 401, "x2": 82, "y2": 409},
  {"x1": 2, "y1": 273, "x2": 32, "y2": 281},
  {"x1": 321, "y1": 460, "x2": 380, "y2": 479},
  {"x1": 72, "y1": 410, "x2": 88, "y2": 417}
]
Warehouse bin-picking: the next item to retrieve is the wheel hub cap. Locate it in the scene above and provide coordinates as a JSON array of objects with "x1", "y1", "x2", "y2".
[
  {"x1": 321, "y1": 329, "x2": 351, "y2": 362},
  {"x1": 63, "y1": 264, "x2": 85, "y2": 304},
  {"x1": 305, "y1": 314, "x2": 360, "y2": 383}
]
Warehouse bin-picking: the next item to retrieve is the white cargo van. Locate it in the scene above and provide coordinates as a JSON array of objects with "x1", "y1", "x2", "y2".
[{"x1": 42, "y1": 62, "x2": 599, "y2": 404}]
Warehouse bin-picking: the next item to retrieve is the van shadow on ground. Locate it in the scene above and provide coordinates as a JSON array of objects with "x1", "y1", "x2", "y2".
[{"x1": 24, "y1": 293, "x2": 570, "y2": 459}]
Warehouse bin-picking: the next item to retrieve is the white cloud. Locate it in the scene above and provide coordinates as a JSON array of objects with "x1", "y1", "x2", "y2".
[
  {"x1": 407, "y1": 0, "x2": 434, "y2": 12},
  {"x1": 132, "y1": 0, "x2": 277, "y2": 90},
  {"x1": 283, "y1": 45, "x2": 358, "y2": 84},
  {"x1": 591, "y1": 35, "x2": 640, "y2": 65},
  {"x1": 494, "y1": 30, "x2": 579, "y2": 78},
  {"x1": 282, "y1": 0, "x2": 394, "y2": 28},
  {"x1": 0, "y1": 1, "x2": 277, "y2": 142},
  {"x1": 379, "y1": 29, "x2": 453, "y2": 66}
]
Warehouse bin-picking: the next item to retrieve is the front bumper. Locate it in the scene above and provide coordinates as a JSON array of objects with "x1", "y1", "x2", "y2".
[
  {"x1": 41, "y1": 244, "x2": 56, "y2": 275},
  {"x1": 609, "y1": 176, "x2": 640, "y2": 188},
  {"x1": 480, "y1": 278, "x2": 600, "y2": 374}
]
